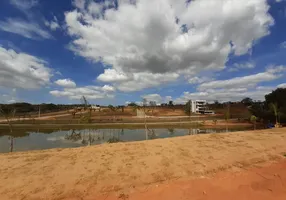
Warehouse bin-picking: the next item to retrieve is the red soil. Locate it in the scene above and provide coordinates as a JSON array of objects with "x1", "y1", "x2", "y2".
[{"x1": 99, "y1": 160, "x2": 286, "y2": 200}]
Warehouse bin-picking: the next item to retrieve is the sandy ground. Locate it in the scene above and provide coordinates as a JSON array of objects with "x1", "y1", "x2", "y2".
[{"x1": 0, "y1": 128, "x2": 286, "y2": 200}]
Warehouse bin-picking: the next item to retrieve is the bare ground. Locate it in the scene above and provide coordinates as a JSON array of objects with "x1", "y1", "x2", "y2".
[{"x1": 0, "y1": 128, "x2": 286, "y2": 200}]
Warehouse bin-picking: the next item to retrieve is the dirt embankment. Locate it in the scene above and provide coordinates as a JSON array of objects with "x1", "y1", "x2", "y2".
[{"x1": 0, "y1": 128, "x2": 286, "y2": 200}]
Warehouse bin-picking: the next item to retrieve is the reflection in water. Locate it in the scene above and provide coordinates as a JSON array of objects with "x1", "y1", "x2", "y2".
[
  {"x1": 147, "y1": 129, "x2": 157, "y2": 140},
  {"x1": 0, "y1": 127, "x2": 254, "y2": 153},
  {"x1": 64, "y1": 130, "x2": 82, "y2": 142},
  {"x1": 107, "y1": 136, "x2": 121, "y2": 143},
  {"x1": 168, "y1": 128, "x2": 175, "y2": 135},
  {"x1": 9, "y1": 136, "x2": 14, "y2": 152}
]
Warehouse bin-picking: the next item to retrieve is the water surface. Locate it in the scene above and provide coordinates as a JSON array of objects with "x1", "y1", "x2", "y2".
[{"x1": 0, "y1": 127, "x2": 253, "y2": 153}]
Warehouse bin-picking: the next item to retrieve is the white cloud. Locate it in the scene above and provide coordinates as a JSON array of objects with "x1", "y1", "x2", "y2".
[
  {"x1": 280, "y1": 41, "x2": 286, "y2": 49},
  {"x1": 228, "y1": 62, "x2": 255, "y2": 72},
  {"x1": 115, "y1": 72, "x2": 179, "y2": 92},
  {"x1": 97, "y1": 69, "x2": 131, "y2": 82},
  {"x1": 0, "y1": 46, "x2": 52, "y2": 89},
  {"x1": 97, "y1": 69, "x2": 178, "y2": 91},
  {"x1": 277, "y1": 83, "x2": 286, "y2": 88},
  {"x1": 174, "y1": 66, "x2": 286, "y2": 103},
  {"x1": 55, "y1": 79, "x2": 76, "y2": 88},
  {"x1": 165, "y1": 96, "x2": 173, "y2": 103},
  {"x1": 198, "y1": 66, "x2": 285, "y2": 90},
  {"x1": 65, "y1": 0, "x2": 273, "y2": 91},
  {"x1": 0, "y1": 18, "x2": 52, "y2": 40},
  {"x1": 44, "y1": 16, "x2": 60, "y2": 31},
  {"x1": 188, "y1": 76, "x2": 213, "y2": 84},
  {"x1": 10, "y1": 0, "x2": 38, "y2": 11},
  {"x1": 174, "y1": 86, "x2": 274, "y2": 103},
  {"x1": 50, "y1": 85, "x2": 115, "y2": 100},
  {"x1": 142, "y1": 94, "x2": 163, "y2": 104},
  {"x1": 102, "y1": 85, "x2": 115, "y2": 92}
]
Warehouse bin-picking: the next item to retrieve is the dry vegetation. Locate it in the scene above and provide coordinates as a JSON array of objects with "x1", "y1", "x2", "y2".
[{"x1": 0, "y1": 128, "x2": 285, "y2": 200}]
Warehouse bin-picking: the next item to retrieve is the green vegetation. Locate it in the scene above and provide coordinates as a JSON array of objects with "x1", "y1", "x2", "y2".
[
  {"x1": 184, "y1": 100, "x2": 192, "y2": 116},
  {"x1": 269, "y1": 102, "x2": 278, "y2": 125},
  {"x1": 249, "y1": 88, "x2": 286, "y2": 124},
  {"x1": 250, "y1": 115, "x2": 257, "y2": 130}
]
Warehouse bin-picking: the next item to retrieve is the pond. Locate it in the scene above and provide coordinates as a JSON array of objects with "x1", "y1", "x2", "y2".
[{"x1": 0, "y1": 126, "x2": 254, "y2": 153}]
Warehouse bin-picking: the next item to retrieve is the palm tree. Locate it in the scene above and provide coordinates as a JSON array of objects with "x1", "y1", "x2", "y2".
[
  {"x1": 269, "y1": 103, "x2": 278, "y2": 125},
  {"x1": 142, "y1": 98, "x2": 148, "y2": 140},
  {"x1": 0, "y1": 107, "x2": 16, "y2": 152},
  {"x1": 250, "y1": 115, "x2": 257, "y2": 130},
  {"x1": 224, "y1": 103, "x2": 230, "y2": 132}
]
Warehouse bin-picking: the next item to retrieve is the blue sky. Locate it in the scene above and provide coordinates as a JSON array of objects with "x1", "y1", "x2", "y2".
[{"x1": 0, "y1": 0, "x2": 286, "y2": 105}]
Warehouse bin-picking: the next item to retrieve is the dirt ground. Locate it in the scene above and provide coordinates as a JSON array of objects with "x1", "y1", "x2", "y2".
[
  {"x1": 101, "y1": 160, "x2": 286, "y2": 200},
  {"x1": 0, "y1": 128, "x2": 286, "y2": 200}
]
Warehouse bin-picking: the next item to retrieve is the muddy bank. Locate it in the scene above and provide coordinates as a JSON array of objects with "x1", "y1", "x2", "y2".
[{"x1": 0, "y1": 128, "x2": 285, "y2": 200}]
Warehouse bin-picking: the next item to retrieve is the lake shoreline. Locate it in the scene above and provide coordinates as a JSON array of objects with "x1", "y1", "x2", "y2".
[
  {"x1": 0, "y1": 120, "x2": 253, "y2": 129},
  {"x1": 0, "y1": 128, "x2": 285, "y2": 200}
]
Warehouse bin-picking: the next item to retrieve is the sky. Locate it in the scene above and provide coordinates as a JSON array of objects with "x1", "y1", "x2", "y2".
[{"x1": 0, "y1": 0, "x2": 286, "y2": 105}]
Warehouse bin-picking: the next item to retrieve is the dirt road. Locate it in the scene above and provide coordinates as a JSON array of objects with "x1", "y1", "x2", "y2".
[{"x1": 0, "y1": 128, "x2": 285, "y2": 200}]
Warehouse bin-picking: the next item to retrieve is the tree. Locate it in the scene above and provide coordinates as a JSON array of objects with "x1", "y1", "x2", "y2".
[
  {"x1": 184, "y1": 100, "x2": 192, "y2": 116},
  {"x1": 142, "y1": 98, "x2": 148, "y2": 140},
  {"x1": 269, "y1": 102, "x2": 278, "y2": 125},
  {"x1": 168, "y1": 101, "x2": 174, "y2": 106},
  {"x1": 241, "y1": 97, "x2": 253, "y2": 106},
  {"x1": 0, "y1": 106, "x2": 16, "y2": 152},
  {"x1": 108, "y1": 105, "x2": 116, "y2": 112},
  {"x1": 250, "y1": 115, "x2": 257, "y2": 130},
  {"x1": 249, "y1": 88, "x2": 286, "y2": 124},
  {"x1": 265, "y1": 88, "x2": 286, "y2": 109},
  {"x1": 224, "y1": 103, "x2": 230, "y2": 122},
  {"x1": 142, "y1": 98, "x2": 148, "y2": 107},
  {"x1": 108, "y1": 105, "x2": 118, "y2": 122},
  {"x1": 128, "y1": 102, "x2": 138, "y2": 107},
  {"x1": 79, "y1": 96, "x2": 92, "y2": 123},
  {"x1": 224, "y1": 103, "x2": 230, "y2": 132}
]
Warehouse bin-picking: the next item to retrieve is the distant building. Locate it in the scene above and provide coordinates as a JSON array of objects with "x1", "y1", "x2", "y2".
[
  {"x1": 191, "y1": 100, "x2": 207, "y2": 113},
  {"x1": 190, "y1": 100, "x2": 215, "y2": 114}
]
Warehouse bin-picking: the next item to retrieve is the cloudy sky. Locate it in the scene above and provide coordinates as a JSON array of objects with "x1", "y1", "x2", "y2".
[{"x1": 0, "y1": 0, "x2": 286, "y2": 105}]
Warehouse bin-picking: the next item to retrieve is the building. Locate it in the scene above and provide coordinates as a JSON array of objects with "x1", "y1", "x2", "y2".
[
  {"x1": 190, "y1": 100, "x2": 215, "y2": 114},
  {"x1": 191, "y1": 100, "x2": 207, "y2": 113}
]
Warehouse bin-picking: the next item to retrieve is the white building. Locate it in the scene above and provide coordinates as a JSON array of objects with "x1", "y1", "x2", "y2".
[{"x1": 191, "y1": 100, "x2": 207, "y2": 113}]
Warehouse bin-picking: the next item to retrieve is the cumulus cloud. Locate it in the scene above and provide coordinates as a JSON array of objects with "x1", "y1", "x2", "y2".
[
  {"x1": 198, "y1": 66, "x2": 285, "y2": 90},
  {"x1": 0, "y1": 18, "x2": 52, "y2": 40},
  {"x1": 65, "y1": 0, "x2": 273, "y2": 91},
  {"x1": 174, "y1": 66, "x2": 286, "y2": 103},
  {"x1": 102, "y1": 85, "x2": 115, "y2": 92},
  {"x1": 142, "y1": 94, "x2": 163, "y2": 104},
  {"x1": 0, "y1": 46, "x2": 52, "y2": 89},
  {"x1": 174, "y1": 86, "x2": 274, "y2": 103},
  {"x1": 44, "y1": 16, "x2": 60, "y2": 31},
  {"x1": 97, "y1": 69, "x2": 131, "y2": 82},
  {"x1": 277, "y1": 83, "x2": 286, "y2": 88},
  {"x1": 55, "y1": 79, "x2": 76, "y2": 88},
  {"x1": 50, "y1": 85, "x2": 115, "y2": 100},
  {"x1": 117, "y1": 72, "x2": 179, "y2": 92}
]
